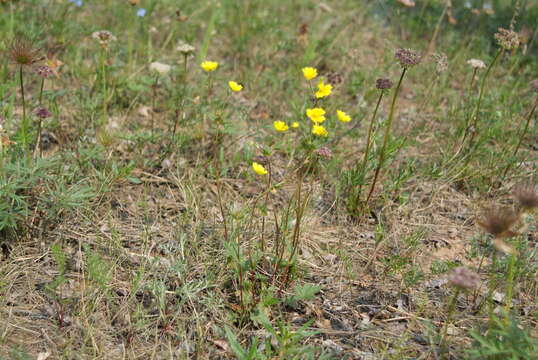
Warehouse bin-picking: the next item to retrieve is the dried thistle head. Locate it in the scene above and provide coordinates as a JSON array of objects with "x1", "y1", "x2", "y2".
[
  {"x1": 477, "y1": 207, "x2": 519, "y2": 239},
  {"x1": 35, "y1": 65, "x2": 54, "y2": 78},
  {"x1": 432, "y1": 52, "x2": 448, "y2": 75},
  {"x1": 314, "y1": 146, "x2": 332, "y2": 159},
  {"x1": 7, "y1": 38, "x2": 43, "y2": 66},
  {"x1": 395, "y1": 48, "x2": 421, "y2": 69},
  {"x1": 467, "y1": 58, "x2": 486, "y2": 70},
  {"x1": 176, "y1": 40, "x2": 195, "y2": 55},
  {"x1": 447, "y1": 267, "x2": 480, "y2": 290},
  {"x1": 494, "y1": 27, "x2": 519, "y2": 50},
  {"x1": 92, "y1": 30, "x2": 117, "y2": 49},
  {"x1": 513, "y1": 183, "x2": 538, "y2": 212},
  {"x1": 34, "y1": 107, "x2": 52, "y2": 119},
  {"x1": 530, "y1": 79, "x2": 538, "y2": 93},
  {"x1": 376, "y1": 78, "x2": 393, "y2": 90}
]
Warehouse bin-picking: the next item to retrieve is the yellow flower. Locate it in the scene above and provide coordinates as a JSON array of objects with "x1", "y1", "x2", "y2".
[
  {"x1": 302, "y1": 67, "x2": 318, "y2": 80},
  {"x1": 315, "y1": 80, "x2": 332, "y2": 98},
  {"x1": 306, "y1": 107, "x2": 326, "y2": 124},
  {"x1": 228, "y1": 81, "x2": 243, "y2": 92},
  {"x1": 273, "y1": 121, "x2": 289, "y2": 132},
  {"x1": 336, "y1": 110, "x2": 351, "y2": 123},
  {"x1": 312, "y1": 124, "x2": 328, "y2": 137},
  {"x1": 252, "y1": 162, "x2": 268, "y2": 175},
  {"x1": 291, "y1": 122, "x2": 299, "y2": 128},
  {"x1": 201, "y1": 61, "x2": 218, "y2": 72}
]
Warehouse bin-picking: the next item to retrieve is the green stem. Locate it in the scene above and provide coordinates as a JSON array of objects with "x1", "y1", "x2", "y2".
[
  {"x1": 101, "y1": 49, "x2": 108, "y2": 124},
  {"x1": 354, "y1": 91, "x2": 384, "y2": 206},
  {"x1": 467, "y1": 49, "x2": 503, "y2": 149},
  {"x1": 440, "y1": 288, "x2": 460, "y2": 359},
  {"x1": 366, "y1": 68, "x2": 407, "y2": 204},
  {"x1": 501, "y1": 96, "x2": 538, "y2": 179},
  {"x1": 504, "y1": 252, "x2": 517, "y2": 321},
  {"x1": 152, "y1": 76, "x2": 158, "y2": 136},
  {"x1": 19, "y1": 66, "x2": 27, "y2": 152},
  {"x1": 38, "y1": 78, "x2": 45, "y2": 105},
  {"x1": 487, "y1": 250, "x2": 498, "y2": 331}
]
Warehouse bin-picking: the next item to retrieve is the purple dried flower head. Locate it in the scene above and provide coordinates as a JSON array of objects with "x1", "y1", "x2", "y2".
[
  {"x1": 477, "y1": 207, "x2": 519, "y2": 239},
  {"x1": 35, "y1": 65, "x2": 54, "y2": 78},
  {"x1": 513, "y1": 183, "x2": 538, "y2": 211},
  {"x1": 34, "y1": 107, "x2": 52, "y2": 119},
  {"x1": 395, "y1": 48, "x2": 421, "y2": 68},
  {"x1": 494, "y1": 27, "x2": 519, "y2": 50},
  {"x1": 314, "y1": 147, "x2": 332, "y2": 159},
  {"x1": 530, "y1": 79, "x2": 538, "y2": 93},
  {"x1": 376, "y1": 78, "x2": 393, "y2": 90},
  {"x1": 432, "y1": 52, "x2": 448, "y2": 75},
  {"x1": 447, "y1": 267, "x2": 480, "y2": 290}
]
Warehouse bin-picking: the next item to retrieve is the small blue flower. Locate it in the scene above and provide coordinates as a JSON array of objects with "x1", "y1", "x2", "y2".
[
  {"x1": 68, "y1": 0, "x2": 83, "y2": 6},
  {"x1": 137, "y1": 8, "x2": 146, "y2": 17}
]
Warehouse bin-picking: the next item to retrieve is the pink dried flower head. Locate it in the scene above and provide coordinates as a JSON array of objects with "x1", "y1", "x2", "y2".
[
  {"x1": 447, "y1": 267, "x2": 480, "y2": 290},
  {"x1": 432, "y1": 52, "x2": 448, "y2": 75},
  {"x1": 35, "y1": 65, "x2": 54, "y2": 78},
  {"x1": 376, "y1": 78, "x2": 393, "y2": 90},
  {"x1": 477, "y1": 207, "x2": 519, "y2": 239},
  {"x1": 530, "y1": 79, "x2": 538, "y2": 93},
  {"x1": 513, "y1": 183, "x2": 538, "y2": 211},
  {"x1": 494, "y1": 27, "x2": 519, "y2": 50},
  {"x1": 34, "y1": 107, "x2": 52, "y2": 119},
  {"x1": 314, "y1": 147, "x2": 332, "y2": 159},
  {"x1": 395, "y1": 48, "x2": 421, "y2": 68},
  {"x1": 8, "y1": 38, "x2": 43, "y2": 66}
]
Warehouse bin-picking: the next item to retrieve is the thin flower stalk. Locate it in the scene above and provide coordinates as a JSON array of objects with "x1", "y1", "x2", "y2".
[
  {"x1": 465, "y1": 49, "x2": 503, "y2": 149},
  {"x1": 501, "y1": 96, "x2": 538, "y2": 179},
  {"x1": 355, "y1": 91, "x2": 384, "y2": 205},
  {"x1": 366, "y1": 68, "x2": 407, "y2": 204},
  {"x1": 504, "y1": 252, "x2": 517, "y2": 321},
  {"x1": 439, "y1": 288, "x2": 459, "y2": 358}
]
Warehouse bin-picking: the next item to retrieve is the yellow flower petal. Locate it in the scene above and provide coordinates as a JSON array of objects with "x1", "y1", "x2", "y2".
[
  {"x1": 273, "y1": 121, "x2": 289, "y2": 132},
  {"x1": 336, "y1": 110, "x2": 351, "y2": 123},
  {"x1": 315, "y1": 80, "x2": 332, "y2": 98},
  {"x1": 302, "y1": 67, "x2": 318, "y2": 80},
  {"x1": 252, "y1": 162, "x2": 268, "y2": 175},
  {"x1": 312, "y1": 124, "x2": 328, "y2": 137},
  {"x1": 228, "y1": 81, "x2": 243, "y2": 92},
  {"x1": 201, "y1": 61, "x2": 219, "y2": 72}
]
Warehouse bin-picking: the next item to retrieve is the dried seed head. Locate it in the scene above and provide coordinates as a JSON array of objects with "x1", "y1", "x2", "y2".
[
  {"x1": 314, "y1": 147, "x2": 332, "y2": 159},
  {"x1": 395, "y1": 48, "x2": 421, "y2": 69},
  {"x1": 34, "y1": 107, "x2": 52, "y2": 119},
  {"x1": 432, "y1": 52, "x2": 448, "y2": 75},
  {"x1": 513, "y1": 183, "x2": 538, "y2": 211},
  {"x1": 35, "y1": 65, "x2": 54, "y2": 78},
  {"x1": 92, "y1": 30, "x2": 117, "y2": 48},
  {"x1": 494, "y1": 27, "x2": 519, "y2": 50},
  {"x1": 447, "y1": 267, "x2": 480, "y2": 290},
  {"x1": 176, "y1": 40, "x2": 195, "y2": 55},
  {"x1": 8, "y1": 38, "x2": 43, "y2": 66},
  {"x1": 477, "y1": 207, "x2": 519, "y2": 239},
  {"x1": 530, "y1": 79, "x2": 538, "y2": 93},
  {"x1": 376, "y1": 78, "x2": 393, "y2": 90},
  {"x1": 467, "y1": 59, "x2": 486, "y2": 69}
]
